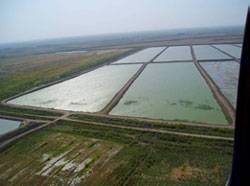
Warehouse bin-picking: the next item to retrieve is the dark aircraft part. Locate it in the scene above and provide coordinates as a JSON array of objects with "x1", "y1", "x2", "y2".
[{"x1": 228, "y1": 7, "x2": 250, "y2": 186}]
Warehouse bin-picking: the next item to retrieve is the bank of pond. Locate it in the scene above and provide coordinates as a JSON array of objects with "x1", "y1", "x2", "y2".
[{"x1": 8, "y1": 44, "x2": 241, "y2": 125}]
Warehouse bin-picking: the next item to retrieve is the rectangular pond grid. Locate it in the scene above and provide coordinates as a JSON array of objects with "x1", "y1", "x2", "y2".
[
  {"x1": 193, "y1": 45, "x2": 232, "y2": 60},
  {"x1": 110, "y1": 63, "x2": 228, "y2": 124},
  {"x1": 113, "y1": 47, "x2": 165, "y2": 64},
  {"x1": 213, "y1": 44, "x2": 242, "y2": 59},
  {"x1": 6, "y1": 43, "x2": 240, "y2": 126}
]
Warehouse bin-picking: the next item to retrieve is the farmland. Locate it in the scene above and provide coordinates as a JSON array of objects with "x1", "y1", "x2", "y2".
[{"x1": 0, "y1": 120, "x2": 233, "y2": 186}]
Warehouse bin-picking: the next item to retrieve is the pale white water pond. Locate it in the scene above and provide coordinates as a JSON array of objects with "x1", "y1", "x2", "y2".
[
  {"x1": 113, "y1": 47, "x2": 165, "y2": 64},
  {"x1": 111, "y1": 63, "x2": 228, "y2": 124},
  {"x1": 213, "y1": 44, "x2": 242, "y2": 58},
  {"x1": 154, "y1": 46, "x2": 192, "y2": 62},
  {"x1": 0, "y1": 119, "x2": 20, "y2": 135},
  {"x1": 193, "y1": 45, "x2": 231, "y2": 60},
  {"x1": 235, "y1": 44, "x2": 242, "y2": 47},
  {"x1": 201, "y1": 61, "x2": 240, "y2": 107},
  {"x1": 9, "y1": 65, "x2": 141, "y2": 112}
]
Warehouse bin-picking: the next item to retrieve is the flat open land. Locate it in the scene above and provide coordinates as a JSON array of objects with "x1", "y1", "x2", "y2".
[
  {"x1": 7, "y1": 42, "x2": 241, "y2": 125},
  {"x1": 0, "y1": 34, "x2": 242, "y2": 185},
  {"x1": 0, "y1": 120, "x2": 232, "y2": 186}
]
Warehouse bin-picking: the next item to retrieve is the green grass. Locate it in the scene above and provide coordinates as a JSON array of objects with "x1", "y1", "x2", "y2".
[
  {"x1": 0, "y1": 120, "x2": 232, "y2": 185},
  {"x1": 55, "y1": 120, "x2": 233, "y2": 185},
  {"x1": 69, "y1": 114, "x2": 234, "y2": 138}
]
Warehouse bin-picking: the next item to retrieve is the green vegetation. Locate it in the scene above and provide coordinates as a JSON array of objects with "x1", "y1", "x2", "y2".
[
  {"x1": 69, "y1": 114, "x2": 234, "y2": 138},
  {"x1": 0, "y1": 48, "x2": 136, "y2": 101},
  {"x1": 0, "y1": 44, "x2": 234, "y2": 186},
  {"x1": 0, "y1": 121, "x2": 232, "y2": 185}
]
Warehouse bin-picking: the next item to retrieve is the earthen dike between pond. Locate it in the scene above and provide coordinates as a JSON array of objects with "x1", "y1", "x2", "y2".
[{"x1": 0, "y1": 36, "x2": 242, "y2": 150}]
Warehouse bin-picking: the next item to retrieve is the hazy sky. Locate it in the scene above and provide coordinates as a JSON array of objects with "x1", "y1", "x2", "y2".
[{"x1": 0, "y1": 0, "x2": 249, "y2": 43}]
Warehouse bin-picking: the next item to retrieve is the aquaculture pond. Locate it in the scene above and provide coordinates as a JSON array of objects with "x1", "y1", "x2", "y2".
[
  {"x1": 9, "y1": 65, "x2": 141, "y2": 112},
  {"x1": 193, "y1": 45, "x2": 231, "y2": 60},
  {"x1": 213, "y1": 44, "x2": 242, "y2": 59},
  {"x1": 111, "y1": 63, "x2": 228, "y2": 124},
  {"x1": 235, "y1": 44, "x2": 242, "y2": 47},
  {"x1": 200, "y1": 61, "x2": 240, "y2": 108},
  {"x1": 0, "y1": 118, "x2": 20, "y2": 135},
  {"x1": 113, "y1": 47, "x2": 165, "y2": 64},
  {"x1": 154, "y1": 46, "x2": 192, "y2": 62}
]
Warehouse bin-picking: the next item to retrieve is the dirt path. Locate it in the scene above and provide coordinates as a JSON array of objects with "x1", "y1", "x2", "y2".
[
  {"x1": 190, "y1": 45, "x2": 235, "y2": 125},
  {"x1": 0, "y1": 114, "x2": 50, "y2": 123},
  {"x1": 0, "y1": 107, "x2": 234, "y2": 151},
  {"x1": 198, "y1": 59, "x2": 234, "y2": 62},
  {"x1": 0, "y1": 112, "x2": 72, "y2": 151},
  {"x1": 65, "y1": 118, "x2": 234, "y2": 141}
]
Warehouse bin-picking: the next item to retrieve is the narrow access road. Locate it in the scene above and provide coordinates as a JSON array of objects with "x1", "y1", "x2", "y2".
[
  {"x1": 65, "y1": 118, "x2": 234, "y2": 141},
  {"x1": 0, "y1": 112, "x2": 72, "y2": 151}
]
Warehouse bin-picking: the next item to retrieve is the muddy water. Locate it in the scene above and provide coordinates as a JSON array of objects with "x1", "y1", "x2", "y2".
[
  {"x1": 0, "y1": 119, "x2": 20, "y2": 135},
  {"x1": 111, "y1": 63, "x2": 228, "y2": 124},
  {"x1": 154, "y1": 46, "x2": 192, "y2": 62},
  {"x1": 201, "y1": 61, "x2": 240, "y2": 108},
  {"x1": 213, "y1": 45, "x2": 242, "y2": 58},
  {"x1": 193, "y1": 45, "x2": 231, "y2": 60},
  {"x1": 113, "y1": 47, "x2": 165, "y2": 64},
  {"x1": 9, "y1": 65, "x2": 141, "y2": 112}
]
